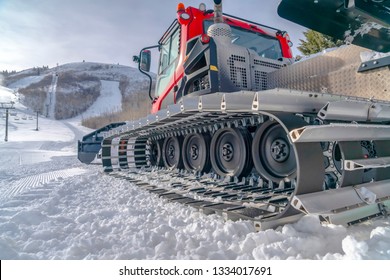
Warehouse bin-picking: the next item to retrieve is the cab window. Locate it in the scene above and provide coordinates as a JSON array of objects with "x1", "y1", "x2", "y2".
[
  {"x1": 204, "y1": 20, "x2": 283, "y2": 60},
  {"x1": 156, "y1": 25, "x2": 180, "y2": 97}
]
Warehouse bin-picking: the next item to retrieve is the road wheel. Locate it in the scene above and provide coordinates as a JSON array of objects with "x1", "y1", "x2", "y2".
[
  {"x1": 210, "y1": 127, "x2": 252, "y2": 178},
  {"x1": 182, "y1": 133, "x2": 211, "y2": 173},
  {"x1": 162, "y1": 136, "x2": 183, "y2": 170}
]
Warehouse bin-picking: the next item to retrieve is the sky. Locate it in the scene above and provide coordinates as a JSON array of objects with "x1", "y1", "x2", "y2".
[{"x1": 0, "y1": 0, "x2": 307, "y2": 72}]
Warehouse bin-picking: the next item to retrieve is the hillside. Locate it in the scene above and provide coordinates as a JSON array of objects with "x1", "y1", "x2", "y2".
[{"x1": 3, "y1": 62, "x2": 154, "y2": 122}]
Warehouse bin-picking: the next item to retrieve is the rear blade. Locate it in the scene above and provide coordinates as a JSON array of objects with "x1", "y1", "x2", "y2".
[
  {"x1": 78, "y1": 122, "x2": 126, "y2": 164},
  {"x1": 277, "y1": 0, "x2": 390, "y2": 52}
]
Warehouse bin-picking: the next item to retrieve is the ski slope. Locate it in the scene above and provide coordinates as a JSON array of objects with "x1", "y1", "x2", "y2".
[
  {"x1": 80, "y1": 80, "x2": 122, "y2": 119},
  {"x1": 0, "y1": 86, "x2": 17, "y2": 103},
  {"x1": 0, "y1": 87, "x2": 389, "y2": 260},
  {"x1": 46, "y1": 74, "x2": 58, "y2": 119}
]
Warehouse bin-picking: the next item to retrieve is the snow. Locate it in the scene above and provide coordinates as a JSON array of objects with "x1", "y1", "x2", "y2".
[
  {"x1": 0, "y1": 86, "x2": 390, "y2": 260},
  {"x1": 344, "y1": 22, "x2": 387, "y2": 46},
  {"x1": 46, "y1": 74, "x2": 58, "y2": 119},
  {"x1": 7, "y1": 75, "x2": 46, "y2": 90},
  {"x1": 0, "y1": 86, "x2": 17, "y2": 103},
  {"x1": 360, "y1": 50, "x2": 390, "y2": 62},
  {"x1": 80, "y1": 80, "x2": 122, "y2": 119},
  {"x1": 5, "y1": 62, "x2": 150, "y2": 100}
]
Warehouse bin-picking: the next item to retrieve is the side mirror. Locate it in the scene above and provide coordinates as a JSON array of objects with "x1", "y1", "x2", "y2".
[
  {"x1": 140, "y1": 50, "x2": 151, "y2": 72},
  {"x1": 135, "y1": 45, "x2": 159, "y2": 101}
]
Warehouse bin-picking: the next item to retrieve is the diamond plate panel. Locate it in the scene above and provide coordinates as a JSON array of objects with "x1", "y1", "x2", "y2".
[{"x1": 268, "y1": 45, "x2": 390, "y2": 101}]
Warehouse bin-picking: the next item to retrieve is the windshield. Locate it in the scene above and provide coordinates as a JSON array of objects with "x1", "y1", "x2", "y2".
[{"x1": 204, "y1": 20, "x2": 283, "y2": 60}]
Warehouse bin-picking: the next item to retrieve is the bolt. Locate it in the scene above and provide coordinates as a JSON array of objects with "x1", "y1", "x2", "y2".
[
  {"x1": 168, "y1": 145, "x2": 175, "y2": 159},
  {"x1": 270, "y1": 138, "x2": 290, "y2": 162},
  {"x1": 222, "y1": 143, "x2": 234, "y2": 161},
  {"x1": 190, "y1": 144, "x2": 199, "y2": 160}
]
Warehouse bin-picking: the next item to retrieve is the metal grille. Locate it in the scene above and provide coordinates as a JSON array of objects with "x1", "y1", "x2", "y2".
[
  {"x1": 254, "y1": 59, "x2": 283, "y2": 70},
  {"x1": 254, "y1": 70, "x2": 268, "y2": 90},
  {"x1": 228, "y1": 55, "x2": 247, "y2": 88},
  {"x1": 251, "y1": 56, "x2": 285, "y2": 91},
  {"x1": 207, "y1": 23, "x2": 232, "y2": 38}
]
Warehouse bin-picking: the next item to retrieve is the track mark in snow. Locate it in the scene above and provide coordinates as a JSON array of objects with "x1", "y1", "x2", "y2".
[{"x1": 0, "y1": 168, "x2": 87, "y2": 203}]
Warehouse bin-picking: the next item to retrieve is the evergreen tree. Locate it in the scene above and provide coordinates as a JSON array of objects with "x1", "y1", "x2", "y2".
[{"x1": 297, "y1": 30, "x2": 343, "y2": 55}]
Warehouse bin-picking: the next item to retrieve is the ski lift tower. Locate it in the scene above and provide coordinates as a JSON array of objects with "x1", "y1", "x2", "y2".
[{"x1": 0, "y1": 101, "x2": 15, "y2": 142}]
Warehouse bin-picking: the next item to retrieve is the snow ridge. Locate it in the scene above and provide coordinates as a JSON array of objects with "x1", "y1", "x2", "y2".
[{"x1": 0, "y1": 168, "x2": 87, "y2": 203}]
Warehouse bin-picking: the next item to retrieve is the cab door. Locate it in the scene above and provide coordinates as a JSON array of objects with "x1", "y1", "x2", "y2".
[{"x1": 154, "y1": 22, "x2": 181, "y2": 111}]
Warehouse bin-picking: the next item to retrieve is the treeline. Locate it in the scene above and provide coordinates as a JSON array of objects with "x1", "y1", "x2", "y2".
[
  {"x1": 18, "y1": 71, "x2": 101, "y2": 119},
  {"x1": 2, "y1": 66, "x2": 50, "y2": 77},
  {"x1": 81, "y1": 95, "x2": 151, "y2": 129},
  {"x1": 32, "y1": 66, "x2": 50, "y2": 76},
  {"x1": 18, "y1": 76, "x2": 52, "y2": 113},
  {"x1": 55, "y1": 72, "x2": 101, "y2": 119},
  {"x1": 1, "y1": 70, "x2": 17, "y2": 76}
]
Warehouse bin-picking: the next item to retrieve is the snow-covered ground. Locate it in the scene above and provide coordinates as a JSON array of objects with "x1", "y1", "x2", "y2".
[
  {"x1": 80, "y1": 80, "x2": 122, "y2": 119},
  {"x1": 0, "y1": 87, "x2": 389, "y2": 260},
  {"x1": 6, "y1": 75, "x2": 46, "y2": 90},
  {"x1": 0, "y1": 86, "x2": 17, "y2": 103}
]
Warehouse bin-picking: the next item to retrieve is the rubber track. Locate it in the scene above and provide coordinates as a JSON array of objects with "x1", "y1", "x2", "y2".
[{"x1": 109, "y1": 167, "x2": 302, "y2": 230}]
